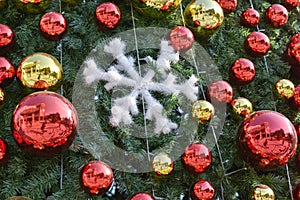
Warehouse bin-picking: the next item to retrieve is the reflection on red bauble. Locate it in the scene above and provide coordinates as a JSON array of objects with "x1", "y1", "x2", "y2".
[
  {"x1": 12, "y1": 91, "x2": 78, "y2": 157},
  {"x1": 190, "y1": 180, "x2": 215, "y2": 200},
  {"x1": 288, "y1": 85, "x2": 300, "y2": 110},
  {"x1": 293, "y1": 183, "x2": 300, "y2": 200},
  {"x1": 265, "y1": 4, "x2": 288, "y2": 28},
  {"x1": 40, "y1": 12, "x2": 67, "y2": 41},
  {"x1": 285, "y1": 33, "x2": 300, "y2": 68},
  {"x1": 169, "y1": 26, "x2": 194, "y2": 53},
  {"x1": 182, "y1": 143, "x2": 212, "y2": 173},
  {"x1": 95, "y1": 2, "x2": 121, "y2": 29},
  {"x1": 0, "y1": 57, "x2": 15, "y2": 87},
  {"x1": 237, "y1": 110, "x2": 298, "y2": 170},
  {"x1": 240, "y1": 8, "x2": 260, "y2": 28},
  {"x1": 0, "y1": 24, "x2": 15, "y2": 55},
  {"x1": 244, "y1": 32, "x2": 270, "y2": 58},
  {"x1": 284, "y1": 0, "x2": 300, "y2": 11},
  {"x1": 229, "y1": 58, "x2": 256, "y2": 85},
  {"x1": 80, "y1": 161, "x2": 113, "y2": 195},
  {"x1": 216, "y1": 0, "x2": 237, "y2": 13},
  {"x1": 207, "y1": 80, "x2": 233, "y2": 103},
  {"x1": 128, "y1": 192, "x2": 155, "y2": 200},
  {"x1": 0, "y1": 138, "x2": 8, "y2": 166}
]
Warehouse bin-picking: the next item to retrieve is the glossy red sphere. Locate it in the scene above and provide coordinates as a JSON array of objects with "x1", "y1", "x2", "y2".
[
  {"x1": 237, "y1": 110, "x2": 298, "y2": 170},
  {"x1": 80, "y1": 161, "x2": 113, "y2": 195},
  {"x1": 169, "y1": 26, "x2": 194, "y2": 53},
  {"x1": 265, "y1": 4, "x2": 288, "y2": 28},
  {"x1": 182, "y1": 143, "x2": 212, "y2": 173},
  {"x1": 190, "y1": 180, "x2": 215, "y2": 200},
  {"x1": 12, "y1": 91, "x2": 78, "y2": 157},
  {"x1": 0, "y1": 24, "x2": 15, "y2": 55},
  {"x1": 40, "y1": 12, "x2": 67, "y2": 41},
  {"x1": 285, "y1": 33, "x2": 300, "y2": 68},
  {"x1": 95, "y1": 2, "x2": 121, "y2": 29},
  {"x1": 216, "y1": 0, "x2": 237, "y2": 13},
  {"x1": 207, "y1": 80, "x2": 233, "y2": 104},
  {"x1": 129, "y1": 192, "x2": 155, "y2": 200},
  {"x1": 229, "y1": 58, "x2": 256, "y2": 85},
  {"x1": 284, "y1": 0, "x2": 300, "y2": 11},
  {"x1": 240, "y1": 8, "x2": 260, "y2": 28},
  {"x1": 288, "y1": 85, "x2": 300, "y2": 110},
  {"x1": 293, "y1": 183, "x2": 300, "y2": 200},
  {"x1": 0, "y1": 57, "x2": 15, "y2": 87},
  {"x1": 0, "y1": 138, "x2": 8, "y2": 166},
  {"x1": 244, "y1": 32, "x2": 270, "y2": 58}
]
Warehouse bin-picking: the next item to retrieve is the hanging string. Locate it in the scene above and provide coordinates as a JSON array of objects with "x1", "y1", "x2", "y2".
[
  {"x1": 248, "y1": 0, "x2": 293, "y2": 199},
  {"x1": 130, "y1": 2, "x2": 151, "y2": 162},
  {"x1": 58, "y1": 0, "x2": 64, "y2": 190}
]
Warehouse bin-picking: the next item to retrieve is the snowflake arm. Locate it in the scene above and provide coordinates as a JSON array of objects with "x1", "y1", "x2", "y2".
[{"x1": 156, "y1": 40, "x2": 179, "y2": 75}]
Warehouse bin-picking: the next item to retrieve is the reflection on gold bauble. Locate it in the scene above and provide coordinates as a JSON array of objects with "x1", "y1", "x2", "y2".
[
  {"x1": 152, "y1": 152, "x2": 174, "y2": 175},
  {"x1": 16, "y1": 52, "x2": 63, "y2": 92},
  {"x1": 251, "y1": 184, "x2": 275, "y2": 200},
  {"x1": 231, "y1": 97, "x2": 252, "y2": 120},
  {"x1": 184, "y1": 0, "x2": 224, "y2": 39},
  {"x1": 0, "y1": 88, "x2": 4, "y2": 108},
  {"x1": 275, "y1": 79, "x2": 294, "y2": 99},
  {"x1": 132, "y1": 0, "x2": 182, "y2": 19},
  {"x1": 192, "y1": 100, "x2": 214, "y2": 123},
  {"x1": 12, "y1": 0, "x2": 51, "y2": 14}
]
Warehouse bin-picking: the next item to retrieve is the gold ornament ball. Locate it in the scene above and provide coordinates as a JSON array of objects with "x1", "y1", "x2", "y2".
[
  {"x1": 132, "y1": 0, "x2": 182, "y2": 19},
  {"x1": 12, "y1": 0, "x2": 51, "y2": 14},
  {"x1": 192, "y1": 100, "x2": 215, "y2": 123},
  {"x1": 152, "y1": 152, "x2": 174, "y2": 175},
  {"x1": 184, "y1": 0, "x2": 224, "y2": 39},
  {"x1": 0, "y1": 0, "x2": 7, "y2": 10},
  {"x1": 275, "y1": 79, "x2": 295, "y2": 99},
  {"x1": 231, "y1": 97, "x2": 253, "y2": 119},
  {"x1": 16, "y1": 52, "x2": 63, "y2": 92},
  {"x1": 251, "y1": 184, "x2": 275, "y2": 200},
  {"x1": 0, "y1": 88, "x2": 4, "y2": 108}
]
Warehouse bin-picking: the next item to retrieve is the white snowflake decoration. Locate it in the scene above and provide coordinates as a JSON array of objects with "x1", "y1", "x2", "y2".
[{"x1": 83, "y1": 38, "x2": 198, "y2": 134}]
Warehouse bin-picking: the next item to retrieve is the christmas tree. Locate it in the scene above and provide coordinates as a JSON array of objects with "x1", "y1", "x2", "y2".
[{"x1": 0, "y1": 0, "x2": 299, "y2": 199}]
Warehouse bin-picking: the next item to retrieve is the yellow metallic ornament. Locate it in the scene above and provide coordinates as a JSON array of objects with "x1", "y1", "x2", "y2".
[
  {"x1": 132, "y1": 0, "x2": 182, "y2": 19},
  {"x1": 275, "y1": 79, "x2": 295, "y2": 99},
  {"x1": 12, "y1": 0, "x2": 51, "y2": 14},
  {"x1": 184, "y1": 0, "x2": 224, "y2": 39},
  {"x1": 251, "y1": 184, "x2": 275, "y2": 200},
  {"x1": 16, "y1": 53, "x2": 63, "y2": 92},
  {"x1": 0, "y1": 88, "x2": 4, "y2": 108},
  {"x1": 231, "y1": 97, "x2": 253, "y2": 120},
  {"x1": 152, "y1": 152, "x2": 174, "y2": 175},
  {"x1": 192, "y1": 100, "x2": 214, "y2": 123}
]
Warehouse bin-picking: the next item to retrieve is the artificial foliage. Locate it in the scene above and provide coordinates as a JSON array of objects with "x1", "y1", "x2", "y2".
[{"x1": 0, "y1": 0, "x2": 299, "y2": 200}]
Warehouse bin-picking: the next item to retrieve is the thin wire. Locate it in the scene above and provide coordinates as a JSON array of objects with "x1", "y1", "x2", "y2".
[
  {"x1": 248, "y1": 0, "x2": 293, "y2": 198},
  {"x1": 130, "y1": 2, "x2": 151, "y2": 162},
  {"x1": 58, "y1": 0, "x2": 64, "y2": 190}
]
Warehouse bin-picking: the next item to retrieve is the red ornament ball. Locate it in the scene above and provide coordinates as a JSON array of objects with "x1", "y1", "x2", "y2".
[
  {"x1": 216, "y1": 0, "x2": 237, "y2": 13},
  {"x1": 181, "y1": 143, "x2": 212, "y2": 173},
  {"x1": 12, "y1": 91, "x2": 78, "y2": 157},
  {"x1": 244, "y1": 32, "x2": 270, "y2": 58},
  {"x1": 0, "y1": 57, "x2": 15, "y2": 87},
  {"x1": 169, "y1": 26, "x2": 194, "y2": 53},
  {"x1": 40, "y1": 12, "x2": 67, "y2": 41},
  {"x1": 190, "y1": 180, "x2": 215, "y2": 200},
  {"x1": 0, "y1": 24, "x2": 15, "y2": 55},
  {"x1": 95, "y1": 2, "x2": 121, "y2": 30},
  {"x1": 284, "y1": 0, "x2": 300, "y2": 11},
  {"x1": 288, "y1": 85, "x2": 300, "y2": 110},
  {"x1": 293, "y1": 183, "x2": 300, "y2": 200},
  {"x1": 229, "y1": 58, "x2": 256, "y2": 85},
  {"x1": 237, "y1": 110, "x2": 298, "y2": 170},
  {"x1": 80, "y1": 161, "x2": 114, "y2": 195},
  {"x1": 285, "y1": 33, "x2": 300, "y2": 68},
  {"x1": 265, "y1": 4, "x2": 288, "y2": 28},
  {"x1": 295, "y1": 122, "x2": 300, "y2": 140},
  {"x1": 240, "y1": 8, "x2": 260, "y2": 28},
  {"x1": 0, "y1": 138, "x2": 8, "y2": 166},
  {"x1": 128, "y1": 192, "x2": 155, "y2": 200},
  {"x1": 207, "y1": 80, "x2": 233, "y2": 104}
]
